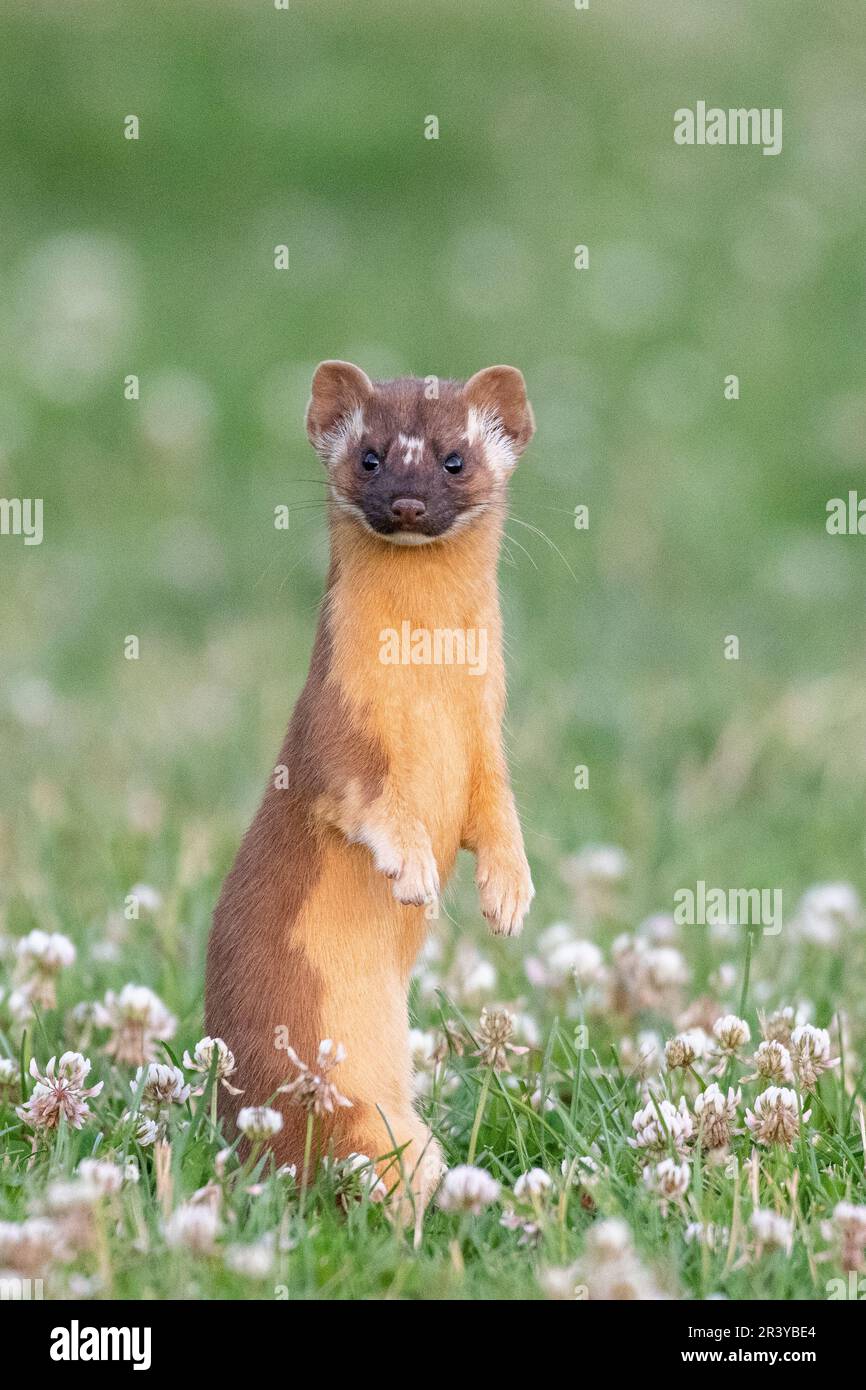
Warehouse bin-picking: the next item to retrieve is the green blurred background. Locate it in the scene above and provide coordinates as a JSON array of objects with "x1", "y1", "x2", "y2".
[{"x1": 1, "y1": 0, "x2": 865, "y2": 1025}]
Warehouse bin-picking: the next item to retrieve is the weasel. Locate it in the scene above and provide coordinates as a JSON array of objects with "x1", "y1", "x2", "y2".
[{"x1": 206, "y1": 361, "x2": 535, "y2": 1217}]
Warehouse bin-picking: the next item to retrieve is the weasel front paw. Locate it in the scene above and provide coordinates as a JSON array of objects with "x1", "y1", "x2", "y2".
[
  {"x1": 361, "y1": 815, "x2": 439, "y2": 908},
  {"x1": 389, "y1": 845, "x2": 440, "y2": 907},
  {"x1": 476, "y1": 849, "x2": 534, "y2": 937}
]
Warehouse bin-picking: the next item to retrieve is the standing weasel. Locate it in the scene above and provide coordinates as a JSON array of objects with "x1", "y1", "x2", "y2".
[{"x1": 206, "y1": 361, "x2": 535, "y2": 1215}]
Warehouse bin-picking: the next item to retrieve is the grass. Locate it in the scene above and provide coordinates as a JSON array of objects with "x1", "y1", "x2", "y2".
[{"x1": 0, "y1": 0, "x2": 865, "y2": 1299}]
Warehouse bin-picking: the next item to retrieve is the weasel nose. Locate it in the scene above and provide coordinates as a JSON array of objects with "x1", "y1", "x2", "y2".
[{"x1": 390, "y1": 497, "x2": 426, "y2": 524}]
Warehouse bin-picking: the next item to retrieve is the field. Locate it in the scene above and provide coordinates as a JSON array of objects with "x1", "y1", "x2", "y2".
[{"x1": 1, "y1": 0, "x2": 865, "y2": 1300}]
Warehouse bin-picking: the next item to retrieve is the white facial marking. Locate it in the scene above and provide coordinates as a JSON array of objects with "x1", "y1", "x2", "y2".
[
  {"x1": 319, "y1": 406, "x2": 365, "y2": 467},
  {"x1": 397, "y1": 432, "x2": 424, "y2": 467},
  {"x1": 466, "y1": 406, "x2": 517, "y2": 477}
]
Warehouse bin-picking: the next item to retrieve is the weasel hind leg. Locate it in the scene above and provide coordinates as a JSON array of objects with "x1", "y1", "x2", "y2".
[{"x1": 342, "y1": 1107, "x2": 444, "y2": 1246}]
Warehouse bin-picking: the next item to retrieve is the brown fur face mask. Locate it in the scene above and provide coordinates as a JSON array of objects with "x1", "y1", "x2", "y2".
[{"x1": 306, "y1": 362, "x2": 535, "y2": 542}]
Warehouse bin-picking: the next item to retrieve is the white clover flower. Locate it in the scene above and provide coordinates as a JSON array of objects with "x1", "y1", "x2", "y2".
[
  {"x1": 693, "y1": 1083, "x2": 741, "y2": 1150},
  {"x1": 131, "y1": 1115, "x2": 160, "y2": 1146},
  {"x1": 713, "y1": 1014, "x2": 751, "y2": 1053},
  {"x1": 643, "y1": 1157, "x2": 690, "y2": 1211},
  {"x1": 563, "y1": 844, "x2": 629, "y2": 885},
  {"x1": 224, "y1": 1234, "x2": 276, "y2": 1278},
  {"x1": 789, "y1": 1024, "x2": 839, "y2": 1090},
  {"x1": 665, "y1": 1032, "x2": 702, "y2": 1070},
  {"x1": 750, "y1": 1208, "x2": 793, "y2": 1254},
  {"x1": 164, "y1": 1201, "x2": 219, "y2": 1255},
  {"x1": 561, "y1": 1153, "x2": 602, "y2": 1188},
  {"x1": 760, "y1": 1006, "x2": 798, "y2": 1047},
  {"x1": 7, "y1": 988, "x2": 36, "y2": 1024},
  {"x1": 609, "y1": 936, "x2": 687, "y2": 1015},
  {"x1": 15, "y1": 929, "x2": 76, "y2": 974},
  {"x1": 745, "y1": 1087, "x2": 810, "y2": 1149},
  {"x1": 75, "y1": 1158, "x2": 126, "y2": 1197},
  {"x1": 828, "y1": 1202, "x2": 866, "y2": 1272},
  {"x1": 473, "y1": 1007, "x2": 529, "y2": 1072},
  {"x1": 182, "y1": 1036, "x2": 243, "y2": 1096},
  {"x1": 0, "y1": 1217, "x2": 66, "y2": 1276},
  {"x1": 17, "y1": 1053, "x2": 103, "y2": 1132},
  {"x1": 742, "y1": 1039, "x2": 794, "y2": 1085},
  {"x1": 586, "y1": 1217, "x2": 632, "y2": 1259},
  {"x1": 629, "y1": 1095, "x2": 694, "y2": 1156},
  {"x1": 709, "y1": 961, "x2": 738, "y2": 994},
  {"x1": 578, "y1": 1217, "x2": 664, "y2": 1300},
  {"x1": 646, "y1": 947, "x2": 689, "y2": 990},
  {"x1": 13, "y1": 931, "x2": 76, "y2": 1010},
  {"x1": 237, "y1": 1106, "x2": 283, "y2": 1142},
  {"x1": 97, "y1": 984, "x2": 177, "y2": 1066},
  {"x1": 132, "y1": 1062, "x2": 190, "y2": 1113},
  {"x1": 637, "y1": 913, "x2": 679, "y2": 945},
  {"x1": 794, "y1": 883, "x2": 861, "y2": 945},
  {"x1": 530, "y1": 927, "x2": 604, "y2": 990},
  {"x1": 278, "y1": 1039, "x2": 352, "y2": 1116},
  {"x1": 568, "y1": 939, "x2": 606, "y2": 989},
  {"x1": 514, "y1": 1168, "x2": 554, "y2": 1202},
  {"x1": 409, "y1": 1029, "x2": 437, "y2": 1069},
  {"x1": 333, "y1": 1152, "x2": 388, "y2": 1204},
  {"x1": 437, "y1": 1165, "x2": 500, "y2": 1214},
  {"x1": 529, "y1": 1079, "x2": 556, "y2": 1113},
  {"x1": 832, "y1": 1201, "x2": 866, "y2": 1241},
  {"x1": 45, "y1": 1171, "x2": 121, "y2": 1213}
]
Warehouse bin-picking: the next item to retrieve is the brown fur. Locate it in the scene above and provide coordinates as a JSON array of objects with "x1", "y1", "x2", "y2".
[{"x1": 206, "y1": 364, "x2": 535, "y2": 1221}]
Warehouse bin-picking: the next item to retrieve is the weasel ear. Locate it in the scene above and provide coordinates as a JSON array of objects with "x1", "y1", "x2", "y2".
[
  {"x1": 306, "y1": 360, "x2": 374, "y2": 450},
  {"x1": 463, "y1": 365, "x2": 535, "y2": 459}
]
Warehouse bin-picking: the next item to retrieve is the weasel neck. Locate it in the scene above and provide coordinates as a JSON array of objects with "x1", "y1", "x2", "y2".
[{"x1": 325, "y1": 503, "x2": 505, "y2": 627}]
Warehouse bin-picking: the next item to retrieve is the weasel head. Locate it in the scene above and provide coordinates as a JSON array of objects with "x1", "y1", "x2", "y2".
[{"x1": 305, "y1": 362, "x2": 535, "y2": 545}]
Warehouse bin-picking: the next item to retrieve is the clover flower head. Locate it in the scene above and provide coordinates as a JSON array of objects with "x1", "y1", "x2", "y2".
[
  {"x1": 760, "y1": 1006, "x2": 797, "y2": 1048},
  {"x1": 629, "y1": 1095, "x2": 694, "y2": 1156},
  {"x1": 713, "y1": 1014, "x2": 751, "y2": 1054},
  {"x1": 438, "y1": 1164, "x2": 500, "y2": 1214},
  {"x1": 277, "y1": 1039, "x2": 352, "y2": 1116},
  {"x1": 643, "y1": 1157, "x2": 690, "y2": 1212},
  {"x1": 789, "y1": 1024, "x2": 839, "y2": 1090},
  {"x1": 693, "y1": 1083, "x2": 741, "y2": 1150},
  {"x1": 237, "y1": 1105, "x2": 283, "y2": 1142},
  {"x1": 182, "y1": 1036, "x2": 243, "y2": 1096},
  {"x1": 97, "y1": 984, "x2": 176, "y2": 1066},
  {"x1": 473, "y1": 1007, "x2": 529, "y2": 1072},
  {"x1": 132, "y1": 1062, "x2": 190, "y2": 1114},
  {"x1": 745, "y1": 1086, "x2": 810, "y2": 1149},
  {"x1": 513, "y1": 1167, "x2": 554, "y2": 1203},
  {"x1": 750, "y1": 1208, "x2": 793, "y2": 1254},
  {"x1": 665, "y1": 1032, "x2": 702, "y2": 1070},
  {"x1": 17, "y1": 1052, "x2": 103, "y2": 1132},
  {"x1": 742, "y1": 1039, "x2": 794, "y2": 1085},
  {"x1": 164, "y1": 1200, "x2": 220, "y2": 1255}
]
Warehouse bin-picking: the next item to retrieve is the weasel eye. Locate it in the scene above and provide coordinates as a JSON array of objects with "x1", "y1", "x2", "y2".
[
  {"x1": 361, "y1": 450, "x2": 380, "y2": 473},
  {"x1": 443, "y1": 453, "x2": 464, "y2": 475}
]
